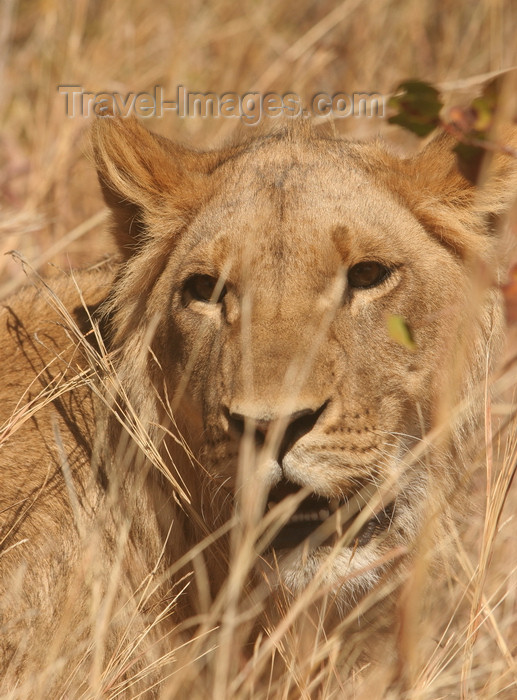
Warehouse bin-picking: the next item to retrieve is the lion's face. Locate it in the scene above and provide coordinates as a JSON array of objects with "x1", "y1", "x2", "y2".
[
  {"x1": 158, "y1": 143, "x2": 473, "y2": 592},
  {"x1": 93, "y1": 118, "x2": 511, "y2": 603}
]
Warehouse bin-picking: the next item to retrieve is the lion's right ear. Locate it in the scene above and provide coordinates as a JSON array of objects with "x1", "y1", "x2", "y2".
[
  {"x1": 91, "y1": 116, "x2": 222, "y2": 259},
  {"x1": 387, "y1": 126, "x2": 517, "y2": 259}
]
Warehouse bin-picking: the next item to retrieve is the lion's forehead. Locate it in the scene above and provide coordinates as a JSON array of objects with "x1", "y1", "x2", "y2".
[
  {"x1": 216, "y1": 146, "x2": 373, "y2": 212},
  {"x1": 183, "y1": 147, "x2": 430, "y2": 283}
]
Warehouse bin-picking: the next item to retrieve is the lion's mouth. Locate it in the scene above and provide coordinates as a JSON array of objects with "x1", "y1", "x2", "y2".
[{"x1": 265, "y1": 479, "x2": 395, "y2": 551}]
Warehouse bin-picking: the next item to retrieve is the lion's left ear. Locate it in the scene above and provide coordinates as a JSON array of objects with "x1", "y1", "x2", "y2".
[
  {"x1": 392, "y1": 128, "x2": 517, "y2": 258},
  {"x1": 91, "y1": 116, "x2": 234, "y2": 259}
]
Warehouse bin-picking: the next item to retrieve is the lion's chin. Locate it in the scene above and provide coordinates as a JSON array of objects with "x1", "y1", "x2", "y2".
[{"x1": 260, "y1": 540, "x2": 387, "y2": 603}]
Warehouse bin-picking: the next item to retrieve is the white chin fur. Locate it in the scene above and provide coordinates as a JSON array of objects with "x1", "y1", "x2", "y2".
[{"x1": 269, "y1": 542, "x2": 383, "y2": 600}]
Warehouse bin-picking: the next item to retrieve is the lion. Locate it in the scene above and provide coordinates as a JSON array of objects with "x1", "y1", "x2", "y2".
[{"x1": 1, "y1": 115, "x2": 516, "y2": 697}]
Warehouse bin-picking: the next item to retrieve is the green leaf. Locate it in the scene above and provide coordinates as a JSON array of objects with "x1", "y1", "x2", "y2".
[
  {"x1": 470, "y1": 78, "x2": 499, "y2": 133},
  {"x1": 452, "y1": 141, "x2": 486, "y2": 184},
  {"x1": 387, "y1": 314, "x2": 416, "y2": 351},
  {"x1": 449, "y1": 78, "x2": 501, "y2": 183},
  {"x1": 388, "y1": 80, "x2": 443, "y2": 138}
]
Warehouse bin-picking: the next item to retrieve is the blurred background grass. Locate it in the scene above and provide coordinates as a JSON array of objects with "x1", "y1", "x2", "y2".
[{"x1": 1, "y1": 1, "x2": 517, "y2": 696}]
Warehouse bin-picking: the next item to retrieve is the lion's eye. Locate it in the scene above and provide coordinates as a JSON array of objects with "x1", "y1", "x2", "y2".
[
  {"x1": 347, "y1": 262, "x2": 390, "y2": 289},
  {"x1": 183, "y1": 274, "x2": 227, "y2": 304}
]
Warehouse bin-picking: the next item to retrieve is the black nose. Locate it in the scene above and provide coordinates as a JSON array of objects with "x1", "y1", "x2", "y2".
[{"x1": 226, "y1": 402, "x2": 327, "y2": 458}]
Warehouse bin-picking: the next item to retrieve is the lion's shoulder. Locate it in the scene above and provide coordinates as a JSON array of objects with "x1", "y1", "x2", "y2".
[
  {"x1": 0, "y1": 266, "x2": 114, "y2": 541},
  {"x1": 0, "y1": 266, "x2": 112, "y2": 395}
]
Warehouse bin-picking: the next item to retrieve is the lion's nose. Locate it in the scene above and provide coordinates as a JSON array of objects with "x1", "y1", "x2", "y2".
[{"x1": 226, "y1": 402, "x2": 328, "y2": 456}]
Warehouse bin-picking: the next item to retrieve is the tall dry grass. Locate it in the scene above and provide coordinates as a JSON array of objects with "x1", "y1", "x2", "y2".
[{"x1": 1, "y1": 1, "x2": 517, "y2": 698}]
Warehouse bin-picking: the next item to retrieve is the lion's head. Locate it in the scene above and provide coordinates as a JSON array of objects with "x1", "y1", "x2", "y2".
[{"x1": 91, "y1": 117, "x2": 516, "y2": 610}]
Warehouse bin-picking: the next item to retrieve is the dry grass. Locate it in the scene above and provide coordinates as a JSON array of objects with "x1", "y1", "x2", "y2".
[{"x1": 1, "y1": 1, "x2": 517, "y2": 698}]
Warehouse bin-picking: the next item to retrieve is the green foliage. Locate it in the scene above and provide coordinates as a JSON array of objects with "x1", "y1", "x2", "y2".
[
  {"x1": 386, "y1": 314, "x2": 416, "y2": 351},
  {"x1": 451, "y1": 78, "x2": 503, "y2": 182},
  {"x1": 388, "y1": 80, "x2": 443, "y2": 137},
  {"x1": 388, "y1": 76, "x2": 510, "y2": 183},
  {"x1": 452, "y1": 140, "x2": 486, "y2": 183}
]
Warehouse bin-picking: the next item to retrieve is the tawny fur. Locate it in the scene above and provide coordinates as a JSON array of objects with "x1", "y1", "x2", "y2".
[{"x1": 0, "y1": 117, "x2": 515, "y2": 697}]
